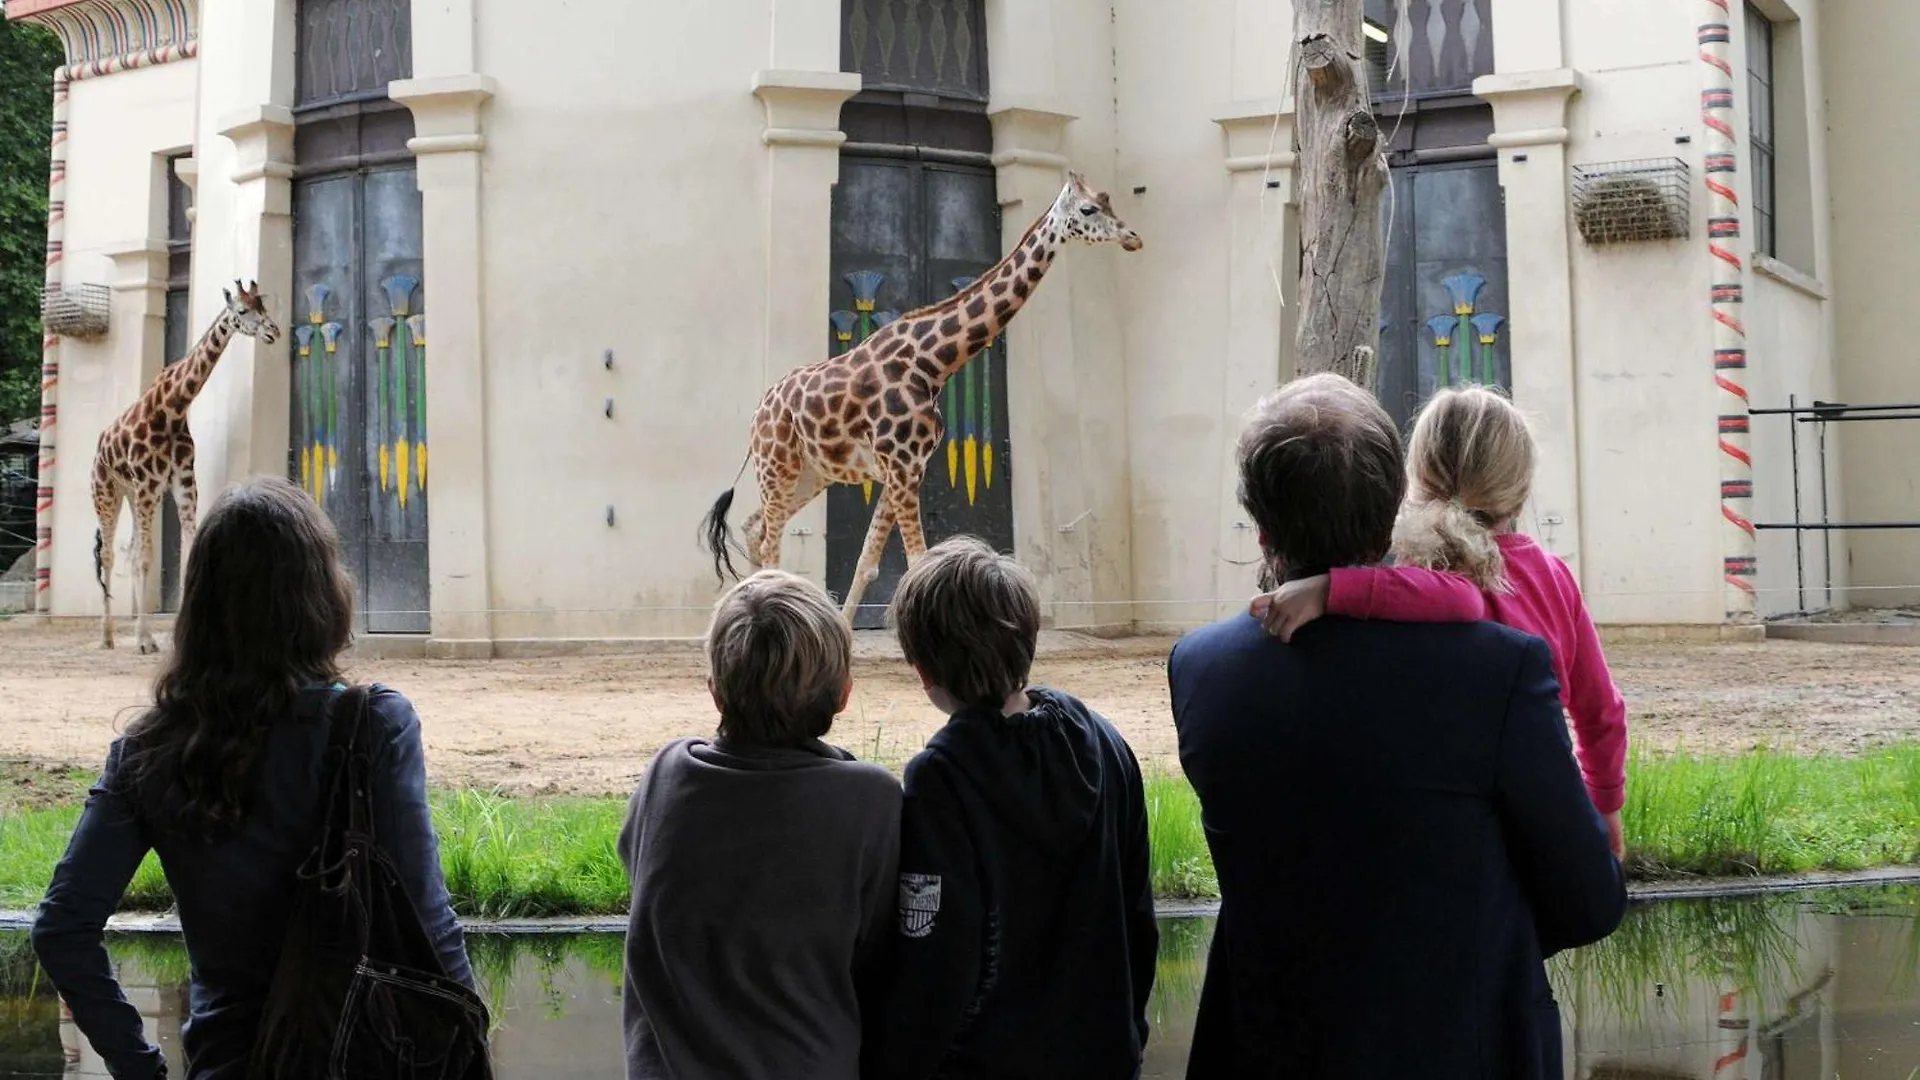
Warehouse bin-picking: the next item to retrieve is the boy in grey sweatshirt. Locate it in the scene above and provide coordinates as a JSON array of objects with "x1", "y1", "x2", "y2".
[{"x1": 619, "y1": 569, "x2": 902, "y2": 1080}]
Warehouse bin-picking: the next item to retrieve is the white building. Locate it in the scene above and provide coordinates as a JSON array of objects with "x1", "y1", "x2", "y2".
[{"x1": 7, "y1": 0, "x2": 1913, "y2": 652}]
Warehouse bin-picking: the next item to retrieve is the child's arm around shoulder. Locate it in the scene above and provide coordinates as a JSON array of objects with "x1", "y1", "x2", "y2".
[
  {"x1": 1251, "y1": 566, "x2": 1487, "y2": 642},
  {"x1": 1329, "y1": 564, "x2": 1488, "y2": 622}
]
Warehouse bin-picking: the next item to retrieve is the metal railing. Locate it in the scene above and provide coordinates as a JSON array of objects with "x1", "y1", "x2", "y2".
[{"x1": 1749, "y1": 396, "x2": 1920, "y2": 616}]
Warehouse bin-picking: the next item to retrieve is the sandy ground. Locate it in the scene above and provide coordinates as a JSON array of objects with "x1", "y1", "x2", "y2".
[{"x1": 3, "y1": 618, "x2": 1919, "y2": 797}]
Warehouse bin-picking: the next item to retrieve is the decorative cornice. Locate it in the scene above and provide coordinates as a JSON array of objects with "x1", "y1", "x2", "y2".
[
  {"x1": 9, "y1": 0, "x2": 196, "y2": 68},
  {"x1": 217, "y1": 104, "x2": 294, "y2": 214},
  {"x1": 103, "y1": 238, "x2": 168, "y2": 302},
  {"x1": 392, "y1": 74, "x2": 497, "y2": 157},
  {"x1": 751, "y1": 69, "x2": 860, "y2": 145},
  {"x1": 987, "y1": 104, "x2": 1076, "y2": 173},
  {"x1": 1214, "y1": 101, "x2": 1297, "y2": 174},
  {"x1": 1487, "y1": 127, "x2": 1571, "y2": 149},
  {"x1": 1473, "y1": 67, "x2": 1583, "y2": 103}
]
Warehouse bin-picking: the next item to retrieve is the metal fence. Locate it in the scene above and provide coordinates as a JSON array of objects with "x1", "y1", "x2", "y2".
[
  {"x1": 1750, "y1": 397, "x2": 1920, "y2": 617},
  {"x1": 0, "y1": 429, "x2": 37, "y2": 611}
]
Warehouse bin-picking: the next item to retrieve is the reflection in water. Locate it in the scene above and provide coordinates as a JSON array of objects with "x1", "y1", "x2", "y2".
[{"x1": 2, "y1": 888, "x2": 1916, "y2": 1078}]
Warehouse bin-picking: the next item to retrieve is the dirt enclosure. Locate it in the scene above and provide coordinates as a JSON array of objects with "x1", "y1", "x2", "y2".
[{"x1": 2, "y1": 619, "x2": 1918, "y2": 797}]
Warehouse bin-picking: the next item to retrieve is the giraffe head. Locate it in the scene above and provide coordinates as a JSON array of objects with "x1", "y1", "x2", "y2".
[
  {"x1": 221, "y1": 280, "x2": 280, "y2": 345},
  {"x1": 1054, "y1": 172, "x2": 1143, "y2": 252}
]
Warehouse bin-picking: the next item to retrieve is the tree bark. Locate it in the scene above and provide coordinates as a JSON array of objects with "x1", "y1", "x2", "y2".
[{"x1": 1291, "y1": 0, "x2": 1389, "y2": 394}]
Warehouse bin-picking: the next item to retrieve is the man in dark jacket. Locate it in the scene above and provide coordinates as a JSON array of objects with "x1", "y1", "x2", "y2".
[
  {"x1": 1169, "y1": 373, "x2": 1627, "y2": 1079},
  {"x1": 866, "y1": 535, "x2": 1157, "y2": 1080}
]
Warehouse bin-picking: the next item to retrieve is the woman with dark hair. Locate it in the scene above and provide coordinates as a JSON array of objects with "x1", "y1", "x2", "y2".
[{"x1": 32, "y1": 476, "x2": 471, "y2": 1080}]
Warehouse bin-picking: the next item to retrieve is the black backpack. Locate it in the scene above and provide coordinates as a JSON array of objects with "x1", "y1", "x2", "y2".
[{"x1": 247, "y1": 686, "x2": 494, "y2": 1079}]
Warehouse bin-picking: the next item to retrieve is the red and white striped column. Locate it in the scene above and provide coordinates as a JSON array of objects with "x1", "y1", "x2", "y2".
[
  {"x1": 1701, "y1": 0, "x2": 1757, "y2": 619},
  {"x1": 32, "y1": 68, "x2": 69, "y2": 613}
]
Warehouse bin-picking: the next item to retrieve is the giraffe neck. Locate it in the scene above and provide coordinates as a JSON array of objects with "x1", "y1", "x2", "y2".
[
  {"x1": 917, "y1": 194, "x2": 1069, "y2": 388},
  {"x1": 168, "y1": 314, "x2": 240, "y2": 404}
]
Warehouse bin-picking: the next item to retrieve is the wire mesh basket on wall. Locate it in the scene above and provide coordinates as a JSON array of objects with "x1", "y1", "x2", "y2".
[
  {"x1": 40, "y1": 283, "x2": 110, "y2": 338},
  {"x1": 1570, "y1": 158, "x2": 1691, "y2": 246}
]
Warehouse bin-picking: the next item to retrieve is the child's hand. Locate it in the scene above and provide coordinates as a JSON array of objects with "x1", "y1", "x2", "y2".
[
  {"x1": 1603, "y1": 809, "x2": 1625, "y2": 862},
  {"x1": 1249, "y1": 574, "x2": 1331, "y2": 643}
]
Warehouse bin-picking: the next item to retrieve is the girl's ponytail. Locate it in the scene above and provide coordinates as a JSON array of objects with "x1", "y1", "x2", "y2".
[{"x1": 1391, "y1": 496, "x2": 1509, "y2": 592}]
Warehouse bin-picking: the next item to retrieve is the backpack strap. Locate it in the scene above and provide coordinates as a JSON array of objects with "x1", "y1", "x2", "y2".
[{"x1": 324, "y1": 686, "x2": 379, "y2": 841}]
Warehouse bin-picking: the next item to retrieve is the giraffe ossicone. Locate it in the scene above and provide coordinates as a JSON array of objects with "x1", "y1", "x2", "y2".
[
  {"x1": 699, "y1": 172, "x2": 1143, "y2": 623},
  {"x1": 91, "y1": 279, "x2": 281, "y2": 652}
]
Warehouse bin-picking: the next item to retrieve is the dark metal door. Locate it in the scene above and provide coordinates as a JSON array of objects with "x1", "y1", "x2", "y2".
[
  {"x1": 1379, "y1": 159, "x2": 1510, "y2": 432},
  {"x1": 291, "y1": 164, "x2": 428, "y2": 634},
  {"x1": 826, "y1": 157, "x2": 1012, "y2": 628}
]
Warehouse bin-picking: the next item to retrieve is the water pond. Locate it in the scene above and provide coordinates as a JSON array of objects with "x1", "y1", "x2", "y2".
[{"x1": 3, "y1": 886, "x2": 1917, "y2": 1078}]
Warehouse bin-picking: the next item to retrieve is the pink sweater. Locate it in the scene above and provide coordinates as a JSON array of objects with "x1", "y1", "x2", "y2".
[{"x1": 1327, "y1": 533, "x2": 1628, "y2": 814}]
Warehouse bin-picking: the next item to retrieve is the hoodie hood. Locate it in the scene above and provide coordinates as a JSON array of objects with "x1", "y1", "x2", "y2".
[{"x1": 920, "y1": 686, "x2": 1108, "y2": 852}]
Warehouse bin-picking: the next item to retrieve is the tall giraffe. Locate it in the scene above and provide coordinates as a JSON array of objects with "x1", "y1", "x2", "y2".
[
  {"x1": 92, "y1": 280, "x2": 281, "y2": 652},
  {"x1": 700, "y1": 172, "x2": 1143, "y2": 621}
]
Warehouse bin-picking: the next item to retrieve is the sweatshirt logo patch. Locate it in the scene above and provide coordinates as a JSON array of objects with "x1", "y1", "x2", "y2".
[{"x1": 898, "y1": 873, "x2": 942, "y2": 938}]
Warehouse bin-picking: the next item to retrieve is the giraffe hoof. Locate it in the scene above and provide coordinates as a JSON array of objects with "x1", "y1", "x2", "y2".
[{"x1": 137, "y1": 640, "x2": 158, "y2": 656}]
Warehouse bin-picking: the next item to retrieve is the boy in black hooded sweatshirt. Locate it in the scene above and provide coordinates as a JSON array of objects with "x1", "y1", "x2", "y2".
[{"x1": 866, "y1": 535, "x2": 1158, "y2": 1080}]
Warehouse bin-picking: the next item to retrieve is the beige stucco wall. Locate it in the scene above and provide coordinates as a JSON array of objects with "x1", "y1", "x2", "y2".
[
  {"x1": 26, "y1": 0, "x2": 1891, "y2": 637},
  {"x1": 43, "y1": 56, "x2": 197, "y2": 618},
  {"x1": 1825, "y1": 0, "x2": 1920, "y2": 610}
]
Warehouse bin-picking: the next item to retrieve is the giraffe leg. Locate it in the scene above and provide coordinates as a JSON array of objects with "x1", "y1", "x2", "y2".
[
  {"x1": 752, "y1": 462, "x2": 824, "y2": 571},
  {"x1": 892, "y1": 472, "x2": 932, "y2": 567},
  {"x1": 130, "y1": 493, "x2": 161, "y2": 655},
  {"x1": 93, "y1": 484, "x2": 122, "y2": 650},
  {"x1": 171, "y1": 437, "x2": 199, "y2": 559},
  {"x1": 840, "y1": 495, "x2": 898, "y2": 624}
]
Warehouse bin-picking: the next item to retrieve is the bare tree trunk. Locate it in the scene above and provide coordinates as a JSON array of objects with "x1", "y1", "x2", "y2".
[{"x1": 1292, "y1": 0, "x2": 1389, "y2": 394}]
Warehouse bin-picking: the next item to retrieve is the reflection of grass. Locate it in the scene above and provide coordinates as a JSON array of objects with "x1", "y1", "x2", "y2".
[
  {"x1": 1551, "y1": 885, "x2": 1920, "y2": 1028},
  {"x1": 2, "y1": 746, "x2": 1919, "y2": 914},
  {"x1": 1149, "y1": 916, "x2": 1212, "y2": 1029},
  {"x1": 464, "y1": 931, "x2": 626, "y2": 1030}
]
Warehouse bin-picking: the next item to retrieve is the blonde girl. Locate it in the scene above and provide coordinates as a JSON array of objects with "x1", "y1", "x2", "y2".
[{"x1": 1250, "y1": 385, "x2": 1629, "y2": 859}]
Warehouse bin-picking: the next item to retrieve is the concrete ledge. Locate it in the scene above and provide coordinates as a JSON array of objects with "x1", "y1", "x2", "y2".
[
  {"x1": 1599, "y1": 623, "x2": 1766, "y2": 645},
  {"x1": 11, "y1": 867, "x2": 1913, "y2": 934},
  {"x1": 1766, "y1": 621, "x2": 1920, "y2": 646}
]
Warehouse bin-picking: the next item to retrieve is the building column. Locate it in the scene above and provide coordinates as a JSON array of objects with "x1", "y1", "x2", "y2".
[
  {"x1": 102, "y1": 238, "x2": 170, "y2": 613},
  {"x1": 1211, "y1": 103, "x2": 1297, "y2": 614},
  {"x1": 1474, "y1": 69, "x2": 1586, "y2": 581},
  {"x1": 391, "y1": 74, "x2": 497, "y2": 658},
  {"x1": 211, "y1": 104, "x2": 295, "y2": 487},
  {"x1": 987, "y1": 105, "x2": 1111, "y2": 629},
  {"x1": 750, "y1": 69, "x2": 861, "y2": 592}
]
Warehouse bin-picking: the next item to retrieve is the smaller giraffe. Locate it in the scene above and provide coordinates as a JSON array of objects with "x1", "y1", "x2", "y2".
[{"x1": 93, "y1": 280, "x2": 280, "y2": 653}]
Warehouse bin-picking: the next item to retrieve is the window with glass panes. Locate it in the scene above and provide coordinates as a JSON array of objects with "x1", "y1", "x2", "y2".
[{"x1": 1746, "y1": 5, "x2": 1776, "y2": 258}]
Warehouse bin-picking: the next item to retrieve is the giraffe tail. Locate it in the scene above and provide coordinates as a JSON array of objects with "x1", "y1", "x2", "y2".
[
  {"x1": 699, "y1": 487, "x2": 744, "y2": 584},
  {"x1": 93, "y1": 528, "x2": 106, "y2": 593}
]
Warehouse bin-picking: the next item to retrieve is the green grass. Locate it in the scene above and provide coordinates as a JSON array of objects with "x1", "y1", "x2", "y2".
[
  {"x1": 1622, "y1": 743, "x2": 1920, "y2": 877},
  {"x1": 2, "y1": 747, "x2": 1919, "y2": 917}
]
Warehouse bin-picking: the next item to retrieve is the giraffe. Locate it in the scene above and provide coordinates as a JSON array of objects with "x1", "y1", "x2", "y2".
[
  {"x1": 91, "y1": 280, "x2": 281, "y2": 652},
  {"x1": 700, "y1": 172, "x2": 1143, "y2": 621}
]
